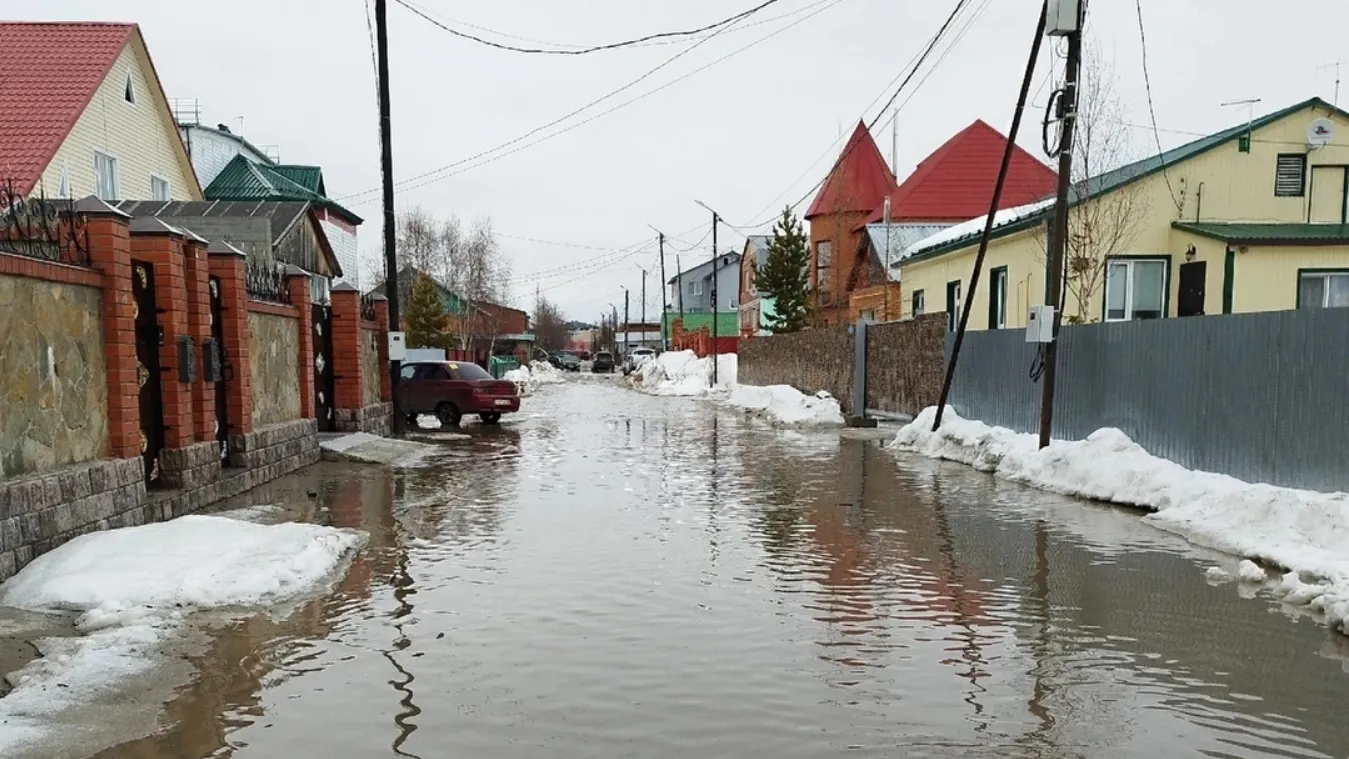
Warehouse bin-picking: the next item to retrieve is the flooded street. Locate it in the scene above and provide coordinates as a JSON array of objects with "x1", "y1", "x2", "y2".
[{"x1": 97, "y1": 379, "x2": 1349, "y2": 758}]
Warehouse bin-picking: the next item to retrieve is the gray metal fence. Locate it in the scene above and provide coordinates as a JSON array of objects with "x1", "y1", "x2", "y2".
[{"x1": 945, "y1": 309, "x2": 1349, "y2": 492}]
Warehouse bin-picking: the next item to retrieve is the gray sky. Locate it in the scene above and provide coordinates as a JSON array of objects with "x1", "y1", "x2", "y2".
[{"x1": 18, "y1": 0, "x2": 1349, "y2": 321}]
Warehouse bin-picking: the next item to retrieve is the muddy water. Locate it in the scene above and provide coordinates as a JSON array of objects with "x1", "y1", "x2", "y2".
[{"x1": 95, "y1": 382, "x2": 1349, "y2": 758}]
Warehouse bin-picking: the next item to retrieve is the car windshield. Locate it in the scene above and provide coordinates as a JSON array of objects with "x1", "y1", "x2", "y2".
[
  {"x1": 597, "y1": 352, "x2": 611, "y2": 359},
  {"x1": 449, "y1": 362, "x2": 492, "y2": 380}
]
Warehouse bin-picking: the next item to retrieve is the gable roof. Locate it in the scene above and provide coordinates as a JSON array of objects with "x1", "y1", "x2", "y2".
[
  {"x1": 861, "y1": 120, "x2": 1057, "y2": 226},
  {"x1": 205, "y1": 155, "x2": 361, "y2": 224},
  {"x1": 0, "y1": 22, "x2": 137, "y2": 196},
  {"x1": 369, "y1": 266, "x2": 497, "y2": 317},
  {"x1": 805, "y1": 121, "x2": 898, "y2": 219},
  {"x1": 743, "y1": 235, "x2": 771, "y2": 268},
  {"x1": 667, "y1": 252, "x2": 742, "y2": 284},
  {"x1": 900, "y1": 97, "x2": 1349, "y2": 265}
]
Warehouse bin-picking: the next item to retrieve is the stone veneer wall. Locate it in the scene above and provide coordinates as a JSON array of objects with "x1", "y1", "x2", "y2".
[
  {"x1": 335, "y1": 403, "x2": 392, "y2": 436},
  {"x1": 247, "y1": 310, "x2": 301, "y2": 426},
  {"x1": 361, "y1": 326, "x2": 381, "y2": 408},
  {"x1": 737, "y1": 325, "x2": 856, "y2": 411},
  {"x1": 228, "y1": 418, "x2": 320, "y2": 474},
  {"x1": 0, "y1": 274, "x2": 110, "y2": 478}
]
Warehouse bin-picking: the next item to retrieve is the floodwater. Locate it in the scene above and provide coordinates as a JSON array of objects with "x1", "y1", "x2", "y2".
[{"x1": 86, "y1": 380, "x2": 1349, "y2": 758}]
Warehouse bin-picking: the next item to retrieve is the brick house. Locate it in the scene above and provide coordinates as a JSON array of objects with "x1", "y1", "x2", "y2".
[{"x1": 0, "y1": 22, "x2": 202, "y2": 203}]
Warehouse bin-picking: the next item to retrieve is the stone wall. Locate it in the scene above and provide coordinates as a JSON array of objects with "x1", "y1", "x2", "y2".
[
  {"x1": 228, "y1": 418, "x2": 319, "y2": 477},
  {"x1": 737, "y1": 326, "x2": 855, "y2": 411},
  {"x1": 736, "y1": 316, "x2": 946, "y2": 417},
  {"x1": 335, "y1": 402, "x2": 392, "y2": 436},
  {"x1": 0, "y1": 274, "x2": 109, "y2": 478},
  {"x1": 247, "y1": 310, "x2": 301, "y2": 426},
  {"x1": 865, "y1": 315, "x2": 946, "y2": 417},
  {"x1": 361, "y1": 327, "x2": 381, "y2": 408}
]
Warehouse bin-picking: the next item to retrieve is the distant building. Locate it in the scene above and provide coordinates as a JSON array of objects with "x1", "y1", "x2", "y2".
[
  {"x1": 737, "y1": 235, "x2": 775, "y2": 337},
  {"x1": 668, "y1": 252, "x2": 742, "y2": 314}
]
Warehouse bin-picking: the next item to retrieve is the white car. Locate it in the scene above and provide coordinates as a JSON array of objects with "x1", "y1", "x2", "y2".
[{"x1": 623, "y1": 348, "x2": 656, "y2": 375}]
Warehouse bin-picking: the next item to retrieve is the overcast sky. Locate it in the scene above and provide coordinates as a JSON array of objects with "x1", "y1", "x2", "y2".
[{"x1": 18, "y1": 0, "x2": 1349, "y2": 321}]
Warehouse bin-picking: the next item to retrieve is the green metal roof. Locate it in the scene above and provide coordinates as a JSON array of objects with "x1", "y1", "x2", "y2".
[
  {"x1": 1172, "y1": 221, "x2": 1349, "y2": 245},
  {"x1": 204, "y1": 155, "x2": 361, "y2": 224},
  {"x1": 903, "y1": 97, "x2": 1349, "y2": 264}
]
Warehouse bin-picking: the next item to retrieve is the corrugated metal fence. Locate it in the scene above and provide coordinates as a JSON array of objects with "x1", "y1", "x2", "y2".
[{"x1": 945, "y1": 308, "x2": 1349, "y2": 492}]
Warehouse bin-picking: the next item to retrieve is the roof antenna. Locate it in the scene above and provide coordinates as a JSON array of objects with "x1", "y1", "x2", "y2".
[
  {"x1": 233, "y1": 116, "x2": 245, "y2": 136},
  {"x1": 1220, "y1": 98, "x2": 1261, "y2": 152},
  {"x1": 1318, "y1": 61, "x2": 1343, "y2": 106}
]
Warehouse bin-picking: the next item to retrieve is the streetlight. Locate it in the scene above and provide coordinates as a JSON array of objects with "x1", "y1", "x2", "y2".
[{"x1": 693, "y1": 199, "x2": 720, "y2": 386}]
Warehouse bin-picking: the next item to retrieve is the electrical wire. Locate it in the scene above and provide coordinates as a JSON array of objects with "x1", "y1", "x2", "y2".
[
  {"x1": 393, "y1": 0, "x2": 787, "y2": 55},
  {"x1": 1134, "y1": 0, "x2": 1184, "y2": 214}
]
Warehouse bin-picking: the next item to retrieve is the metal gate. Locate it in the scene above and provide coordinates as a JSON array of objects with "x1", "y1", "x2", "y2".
[
  {"x1": 208, "y1": 275, "x2": 230, "y2": 463},
  {"x1": 312, "y1": 302, "x2": 336, "y2": 431},
  {"x1": 132, "y1": 261, "x2": 165, "y2": 486}
]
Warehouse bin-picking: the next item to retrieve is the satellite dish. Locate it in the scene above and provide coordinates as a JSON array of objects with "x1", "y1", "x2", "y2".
[{"x1": 1308, "y1": 118, "x2": 1335, "y2": 149}]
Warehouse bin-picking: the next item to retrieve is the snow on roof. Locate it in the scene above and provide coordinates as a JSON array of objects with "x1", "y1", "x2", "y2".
[{"x1": 898, "y1": 198, "x2": 1053, "y2": 262}]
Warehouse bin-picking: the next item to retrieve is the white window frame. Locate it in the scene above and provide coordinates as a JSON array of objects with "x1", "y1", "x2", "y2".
[
  {"x1": 912, "y1": 289, "x2": 925, "y2": 317},
  {"x1": 93, "y1": 150, "x2": 119, "y2": 201},
  {"x1": 946, "y1": 280, "x2": 961, "y2": 332},
  {"x1": 990, "y1": 267, "x2": 1009, "y2": 329},
  {"x1": 150, "y1": 174, "x2": 171, "y2": 201},
  {"x1": 1298, "y1": 270, "x2": 1349, "y2": 309},
  {"x1": 1104, "y1": 257, "x2": 1169, "y2": 322},
  {"x1": 56, "y1": 162, "x2": 70, "y2": 198},
  {"x1": 692, "y1": 280, "x2": 704, "y2": 296}
]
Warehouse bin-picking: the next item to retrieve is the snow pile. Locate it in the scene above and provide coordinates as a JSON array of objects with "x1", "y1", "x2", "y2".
[
  {"x1": 504, "y1": 361, "x2": 564, "y2": 394},
  {"x1": 724, "y1": 384, "x2": 844, "y2": 426},
  {"x1": 901, "y1": 198, "x2": 1053, "y2": 260},
  {"x1": 630, "y1": 350, "x2": 737, "y2": 397},
  {"x1": 891, "y1": 406, "x2": 1349, "y2": 632},
  {"x1": 0, "y1": 516, "x2": 365, "y2": 738}
]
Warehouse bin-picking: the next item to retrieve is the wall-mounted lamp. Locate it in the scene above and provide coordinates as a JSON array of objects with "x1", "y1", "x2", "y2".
[
  {"x1": 1238, "y1": 245, "x2": 1249, "y2": 254},
  {"x1": 1185, "y1": 244, "x2": 1197, "y2": 262}
]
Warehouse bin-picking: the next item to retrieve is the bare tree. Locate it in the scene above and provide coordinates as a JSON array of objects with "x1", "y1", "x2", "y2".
[
  {"x1": 397, "y1": 206, "x2": 448, "y2": 276},
  {"x1": 443, "y1": 217, "x2": 513, "y2": 352},
  {"x1": 533, "y1": 293, "x2": 568, "y2": 352},
  {"x1": 1040, "y1": 47, "x2": 1151, "y2": 324}
]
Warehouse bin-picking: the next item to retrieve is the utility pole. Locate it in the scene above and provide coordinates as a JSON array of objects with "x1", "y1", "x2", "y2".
[
  {"x1": 1038, "y1": 0, "x2": 1083, "y2": 449},
  {"x1": 648, "y1": 227, "x2": 669, "y2": 351},
  {"x1": 375, "y1": 0, "x2": 404, "y2": 437},
  {"x1": 694, "y1": 200, "x2": 720, "y2": 385},
  {"x1": 676, "y1": 254, "x2": 684, "y2": 321},
  {"x1": 882, "y1": 194, "x2": 892, "y2": 321},
  {"x1": 637, "y1": 264, "x2": 648, "y2": 349},
  {"x1": 623, "y1": 288, "x2": 630, "y2": 356}
]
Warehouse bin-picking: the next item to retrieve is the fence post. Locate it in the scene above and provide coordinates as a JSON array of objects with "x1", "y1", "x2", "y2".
[
  {"x1": 207, "y1": 242, "x2": 253, "y2": 443},
  {"x1": 847, "y1": 320, "x2": 876, "y2": 428},
  {"x1": 330, "y1": 282, "x2": 364, "y2": 428},
  {"x1": 372, "y1": 295, "x2": 391, "y2": 402},
  {"x1": 129, "y1": 218, "x2": 195, "y2": 455},
  {"x1": 78, "y1": 198, "x2": 140, "y2": 461},
  {"x1": 180, "y1": 230, "x2": 214, "y2": 444}
]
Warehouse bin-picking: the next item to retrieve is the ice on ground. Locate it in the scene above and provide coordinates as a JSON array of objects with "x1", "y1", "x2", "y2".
[
  {"x1": 0, "y1": 516, "x2": 364, "y2": 753},
  {"x1": 724, "y1": 384, "x2": 843, "y2": 426},
  {"x1": 1237, "y1": 559, "x2": 1267, "y2": 583},
  {"x1": 320, "y1": 432, "x2": 441, "y2": 467},
  {"x1": 892, "y1": 406, "x2": 1349, "y2": 633},
  {"x1": 1205, "y1": 566, "x2": 1234, "y2": 584},
  {"x1": 630, "y1": 350, "x2": 737, "y2": 396}
]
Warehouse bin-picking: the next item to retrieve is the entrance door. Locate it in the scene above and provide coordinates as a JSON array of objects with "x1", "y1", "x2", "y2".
[
  {"x1": 1309, "y1": 166, "x2": 1348, "y2": 223},
  {"x1": 132, "y1": 262, "x2": 165, "y2": 486},
  {"x1": 1177, "y1": 261, "x2": 1207, "y2": 317},
  {"x1": 312, "y1": 302, "x2": 336, "y2": 431},
  {"x1": 208, "y1": 275, "x2": 229, "y2": 463}
]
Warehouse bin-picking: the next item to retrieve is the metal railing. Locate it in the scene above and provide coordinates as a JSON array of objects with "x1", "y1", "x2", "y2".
[
  {"x1": 0, "y1": 181, "x2": 92, "y2": 267},
  {"x1": 244, "y1": 259, "x2": 291, "y2": 304}
]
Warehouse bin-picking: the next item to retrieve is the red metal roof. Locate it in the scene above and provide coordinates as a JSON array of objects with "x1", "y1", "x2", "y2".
[
  {"x1": 805, "y1": 121, "x2": 898, "y2": 219},
  {"x1": 862, "y1": 120, "x2": 1057, "y2": 225},
  {"x1": 0, "y1": 22, "x2": 136, "y2": 196}
]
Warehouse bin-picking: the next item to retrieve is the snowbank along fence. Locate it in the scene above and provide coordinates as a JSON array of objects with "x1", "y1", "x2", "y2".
[
  {"x1": 736, "y1": 314, "x2": 945, "y2": 417},
  {"x1": 0, "y1": 197, "x2": 392, "y2": 581},
  {"x1": 943, "y1": 308, "x2": 1349, "y2": 493}
]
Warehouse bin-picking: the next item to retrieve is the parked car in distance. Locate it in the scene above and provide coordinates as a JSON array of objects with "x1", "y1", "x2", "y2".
[
  {"x1": 556, "y1": 350, "x2": 581, "y2": 372},
  {"x1": 591, "y1": 351, "x2": 615, "y2": 373},
  {"x1": 623, "y1": 348, "x2": 656, "y2": 375},
  {"x1": 577, "y1": 350, "x2": 591, "y2": 361},
  {"x1": 400, "y1": 360, "x2": 520, "y2": 427}
]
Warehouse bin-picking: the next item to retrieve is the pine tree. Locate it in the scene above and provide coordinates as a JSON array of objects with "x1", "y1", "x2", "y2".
[
  {"x1": 756, "y1": 207, "x2": 812, "y2": 333},
  {"x1": 404, "y1": 273, "x2": 451, "y2": 349}
]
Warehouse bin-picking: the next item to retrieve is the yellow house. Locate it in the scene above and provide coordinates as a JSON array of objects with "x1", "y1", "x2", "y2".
[
  {"x1": 895, "y1": 97, "x2": 1349, "y2": 331},
  {"x1": 0, "y1": 22, "x2": 201, "y2": 202}
]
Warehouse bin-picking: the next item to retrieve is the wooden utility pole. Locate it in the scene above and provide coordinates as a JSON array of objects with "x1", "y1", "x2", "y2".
[
  {"x1": 375, "y1": 0, "x2": 405, "y2": 436},
  {"x1": 1038, "y1": 3, "x2": 1083, "y2": 449},
  {"x1": 694, "y1": 200, "x2": 720, "y2": 385},
  {"x1": 657, "y1": 233, "x2": 667, "y2": 349}
]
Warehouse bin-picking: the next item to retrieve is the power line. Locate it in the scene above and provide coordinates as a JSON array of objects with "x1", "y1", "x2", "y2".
[
  {"x1": 1134, "y1": 0, "x2": 1183, "y2": 214},
  {"x1": 393, "y1": 0, "x2": 787, "y2": 55},
  {"x1": 343, "y1": 0, "x2": 844, "y2": 204}
]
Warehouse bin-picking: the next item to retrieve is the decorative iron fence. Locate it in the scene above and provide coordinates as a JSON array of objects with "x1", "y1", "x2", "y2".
[
  {"x1": 0, "y1": 180, "x2": 92, "y2": 267},
  {"x1": 244, "y1": 259, "x2": 291, "y2": 304},
  {"x1": 360, "y1": 291, "x2": 379, "y2": 322}
]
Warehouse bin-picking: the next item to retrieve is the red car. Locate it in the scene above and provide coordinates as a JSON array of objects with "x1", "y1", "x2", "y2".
[{"x1": 400, "y1": 360, "x2": 520, "y2": 427}]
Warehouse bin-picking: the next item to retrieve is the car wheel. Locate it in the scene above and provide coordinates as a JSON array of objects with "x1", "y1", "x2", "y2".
[
  {"x1": 436, "y1": 402, "x2": 461, "y2": 427},
  {"x1": 480, "y1": 412, "x2": 502, "y2": 425}
]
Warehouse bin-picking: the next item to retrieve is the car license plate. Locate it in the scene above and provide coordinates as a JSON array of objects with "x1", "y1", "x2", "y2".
[{"x1": 494, "y1": 399, "x2": 511, "y2": 406}]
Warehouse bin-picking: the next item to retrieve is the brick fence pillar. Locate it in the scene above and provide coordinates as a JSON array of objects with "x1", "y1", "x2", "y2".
[
  {"x1": 331, "y1": 283, "x2": 363, "y2": 414},
  {"x1": 180, "y1": 232, "x2": 215, "y2": 444},
  {"x1": 208, "y1": 242, "x2": 252, "y2": 438},
  {"x1": 130, "y1": 218, "x2": 193, "y2": 452},
  {"x1": 78, "y1": 198, "x2": 140, "y2": 460},
  {"x1": 285, "y1": 268, "x2": 315, "y2": 421},
  {"x1": 372, "y1": 295, "x2": 390, "y2": 402}
]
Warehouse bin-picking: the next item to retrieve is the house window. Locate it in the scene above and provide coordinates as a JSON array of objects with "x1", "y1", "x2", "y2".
[
  {"x1": 1105, "y1": 258, "x2": 1168, "y2": 321},
  {"x1": 912, "y1": 289, "x2": 925, "y2": 317},
  {"x1": 1297, "y1": 270, "x2": 1349, "y2": 309},
  {"x1": 150, "y1": 175, "x2": 170, "y2": 201},
  {"x1": 859, "y1": 309, "x2": 876, "y2": 323},
  {"x1": 945, "y1": 280, "x2": 961, "y2": 332},
  {"x1": 692, "y1": 280, "x2": 704, "y2": 296},
  {"x1": 1275, "y1": 154, "x2": 1307, "y2": 197},
  {"x1": 816, "y1": 241, "x2": 832, "y2": 295},
  {"x1": 94, "y1": 151, "x2": 119, "y2": 200},
  {"x1": 124, "y1": 72, "x2": 136, "y2": 104},
  {"x1": 56, "y1": 163, "x2": 70, "y2": 198},
  {"x1": 989, "y1": 266, "x2": 1009, "y2": 329}
]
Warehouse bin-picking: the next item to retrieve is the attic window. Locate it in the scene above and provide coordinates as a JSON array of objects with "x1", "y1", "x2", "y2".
[{"x1": 124, "y1": 72, "x2": 135, "y2": 105}]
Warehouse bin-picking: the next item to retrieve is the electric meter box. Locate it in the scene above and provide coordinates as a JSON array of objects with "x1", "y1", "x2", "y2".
[
  {"x1": 1045, "y1": 0, "x2": 1081, "y2": 36},
  {"x1": 388, "y1": 331, "x2": 407, "y2": 361},
  {"x1": 1026, "y1": 306, "x2": 1056, "y2": 344}
]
